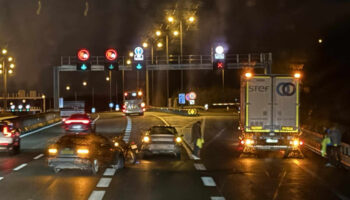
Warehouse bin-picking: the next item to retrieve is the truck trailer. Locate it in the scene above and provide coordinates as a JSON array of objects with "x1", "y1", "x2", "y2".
[{"x1": 239, "y1": 73, "x2": 303, "y2": 158}]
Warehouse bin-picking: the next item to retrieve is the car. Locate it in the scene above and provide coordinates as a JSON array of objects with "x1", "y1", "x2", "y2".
[
  {"x1": 47, "y1": 133, "x2": 124, "y2": 174},
  {"x1": 140, "y1": 126, "x2": 182, "y2": 158},
  {"x1": 63, "y1": 113, "x2": 96, "y2": 133},
  {"x1": 0, "y1": 121, "x2": 21, "y2": 155}
]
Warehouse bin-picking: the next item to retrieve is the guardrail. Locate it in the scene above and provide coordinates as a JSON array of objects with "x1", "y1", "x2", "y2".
[
  {"x1": 148, "y1": 107, "x2": 199, "y2": 116},
  {"x1": 301, "y1": 129, "x2": 350, "y2": 168}
]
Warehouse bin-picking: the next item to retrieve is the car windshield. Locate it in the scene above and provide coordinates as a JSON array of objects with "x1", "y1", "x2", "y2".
[{"x1": 150, "y1": 127, "x2": 176, "y2": 135}]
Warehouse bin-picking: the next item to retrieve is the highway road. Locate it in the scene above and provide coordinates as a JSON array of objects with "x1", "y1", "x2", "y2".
[{"x1": 0, "y1": 111, "x2": 349, "y2": 200}]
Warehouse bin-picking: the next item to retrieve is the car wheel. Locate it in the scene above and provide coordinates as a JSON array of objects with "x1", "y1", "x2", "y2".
[
  {"x1": 91, "y1": 159, "x2": 99, "y2": 174},
  {"x1": 53, "y1": 168, "x2": 61, "y2": 173},
  {"x1": 112, "y1": 152, "x2": 125, "y2": 170}
]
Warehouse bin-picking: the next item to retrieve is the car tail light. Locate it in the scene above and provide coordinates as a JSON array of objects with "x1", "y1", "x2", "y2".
[
  {"x1": 65, "y1": 119, "x2": 90, "y2": 124},
  {"x1": 77, "y1": 148, "x2": 89, "y2": 154},
  {"x1": 48, "y1": 148, "x2": 58, "y2": 154},
  {"x1": 3, "y1": 126, "x2": 12, "y2": 137}
]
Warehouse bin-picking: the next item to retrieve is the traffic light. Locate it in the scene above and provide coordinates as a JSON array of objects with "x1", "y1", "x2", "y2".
[
  {"x1": 213, "y1": 61, "x2": 226, "y2": 70},
  {"x1": 133, "y1": 61, "x2": 145, "y2": 71},
  {"x1": 77, "y1": 48, "x2": 91, "y2": 71},
  {"x1": 104, "y1": 48, "x2": 119, "y2": 71}
]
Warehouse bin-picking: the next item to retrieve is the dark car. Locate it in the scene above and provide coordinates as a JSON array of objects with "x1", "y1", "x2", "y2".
[
  {"x1": 63, "y1": 113, "x2": 96, "y2": 133},
  {"x1": 140, "y1": 126, "x2": 182, "y2": 158},
  {"x1": 47, "y1": 133, "x2": 124, "y2": 174},
  {"x1": 0, "y1": 121, "x2": 21, "y2": 155}
]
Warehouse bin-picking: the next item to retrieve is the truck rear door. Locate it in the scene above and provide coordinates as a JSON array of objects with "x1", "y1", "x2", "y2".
[
  {"x1": 245, "y1": 76, "x2": 272, "y2": 132},
  {"x1": 272, "y1": 77, "x2": 299, "y2": 133}
]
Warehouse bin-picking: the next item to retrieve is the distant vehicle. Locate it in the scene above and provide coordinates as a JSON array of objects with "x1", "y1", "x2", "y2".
[
  {"x1": 122, "y1": 90, "x2": 145, "y2": 116},
  {"x1": 60, "y1": 101, "x2": 85, "y2": 119},
  {"x1": 0, "y1": 121, "x2": 21, "y2": 155},
  {"x1": 47, "y1": 133, "x2": 125, "y2": 174},
  {"x1": 239, "y1": 73, "x2": 303, "y2": 158},
  {"x1": 140, "y1": 126, "x2": 182, "y2": 158},
  {"x1": 63, "y1": 113, "x2": 95, "y2": 133}
]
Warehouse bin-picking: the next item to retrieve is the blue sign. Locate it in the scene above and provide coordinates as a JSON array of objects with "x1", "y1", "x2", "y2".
[
  {"x1": 59, "y1": 98, "x2": 64, "y2": 108},
  {"x1": 91, "y1": 107, "x2": 96, "y2": 113},
  {"x1": 115, "y1": 104, "x2": 120, "y2": 111},
  {"x1": 109, "y1": 102, "x2": 114, "y2": 108},
  {"x1": 178, "y1": 93, "x2": 186, "y2": 105},
  {"x1": 134, "y1": 47, "x2": 144, "y2": 61},
  {"x1": 81, "y1": 64, "x2": 88, "y2": 70}
]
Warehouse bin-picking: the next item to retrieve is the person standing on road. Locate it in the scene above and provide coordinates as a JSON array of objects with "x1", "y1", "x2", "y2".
[{"x1": 191, "y1": 121, "x2": 202, "y2": 159}]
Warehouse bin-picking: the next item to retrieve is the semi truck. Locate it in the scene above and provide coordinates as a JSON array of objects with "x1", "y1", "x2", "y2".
[{"x1": 239, "y1": 73, "x2": 303, "y2": 158}]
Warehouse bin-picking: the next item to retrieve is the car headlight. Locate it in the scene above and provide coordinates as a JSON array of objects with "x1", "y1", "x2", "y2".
[
  {"x1": 175, "y1": 137, "x2": 182, "y2": 143},
  {"x1": 77, "y1": 149, "x2": 89, "y2": 154},
  {"x1": 143, "y1": 136, "x2": 150, "y2": 143},
  {"x1": 114, "y1": 142, "x2": 119, "y2": 147},
  {"x1": 48, "y1": 148, "x2": 57, "y2": 154}
]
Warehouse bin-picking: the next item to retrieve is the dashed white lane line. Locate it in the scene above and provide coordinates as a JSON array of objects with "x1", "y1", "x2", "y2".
[
  {"x1": 96, "y1": 178, "x2": 112, "y2": 188},
  {"x1": 0, "y1": 177, "x2": 3, "y2": 181},
  {"x1": 211, "y1": 197, "x2": 226, "y2": 200},
  {"x1": 103, "y1": 168, "x2": 116, "y2": 176},
  {"x1": 194, "y1": 163, "x2": 206, "y2": 171},
  {"x1": 13, "y1": 163, "x2": 28, "y2": 171},
  {"x1": 123, "y1": 116, "x2": 132, "y2": 142},
  {"x1": 88, "y1": 190, "x2": 105, "y2": 200},
  {"x1": 20, "y1": 121, "x2": 62, "y2": 138},
  {"x1": 33, "y1": 154, "x2": 44, "y2": 160},
  {"x1": 201, "y1": 176, "x2": 216, "y2": 187}
]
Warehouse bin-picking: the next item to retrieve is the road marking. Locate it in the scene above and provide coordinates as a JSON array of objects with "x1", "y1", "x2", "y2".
[
  {"x1": 211, "y1": 197, "x2": 226, "y2": 200},
  {"x1": 123, "y1": 116, "x2": 132, "y2": 142},
  {"x1": 201, "y1": 176, "x2": 216, "y2": 187},
  {"x1": 272, "y1": 170, "x2": 287, "y2": 200},
  {"x1": 96, "y1": 177, "x2": 112, "y2": 188},
  {"x1": 194, "y1": 163, "x2": 206, "y2": 171},
  {"x1": 33, "y1": 154, "x2": 44, "y2": 160},
  {"x1": 20, "y1": 121, "x2": 62, "y2": 138},
  {"x1": 151, "y1": 114, "x2": 170, "y2": 126},
  {"x1": 13, "y1": 163, "x2": 28, "y2": 171},
  {"x1": 92, "y1": 114, "x2": 100, "y2": 124},
  {"x1": 0, "y1": 177, "x2": 3, "y2": 181},
  {"x1": 88, "y1": 190, "x2": 105, "y2": 200},
  {"x1": 103, "y1": 168, "x2": 116, "y2": 176}
]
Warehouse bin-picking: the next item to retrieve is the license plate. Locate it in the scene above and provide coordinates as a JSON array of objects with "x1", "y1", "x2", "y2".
[
  {"x1": 266, "y1": 139, "x2": 278, "y2": 143},
  {"x1": 61, "y1": 149, "x2": 74, "y2": 154},
  {"x1": 131, "y1": 144, "x2": 138, "y2": 150},
  {"x1": 72, "y1": 125, "x2": 82, "y2": 129}
]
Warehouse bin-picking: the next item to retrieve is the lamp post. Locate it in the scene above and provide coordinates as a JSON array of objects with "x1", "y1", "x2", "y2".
[{"x1": 0, "y1": 48, "x2": 15, "y2": 112}]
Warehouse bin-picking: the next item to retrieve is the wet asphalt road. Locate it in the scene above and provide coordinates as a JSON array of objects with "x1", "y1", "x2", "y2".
[{"x1": 0, "y1": 111, "x2": 349, "y2": 200}]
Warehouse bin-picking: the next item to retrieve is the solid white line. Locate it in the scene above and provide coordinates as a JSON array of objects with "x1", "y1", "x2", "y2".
[
  {"x1": 151, "y1": 114, "x2": 170, "y2": 126},
  {"x1": 92, "y1": 115, "x2": 100, "y2": 124},
  {"x1": 96, "y1": 177, "x2": 112, "y2": 188},
  {"x1": 20, "y1": 121, "x2": 62, "y2": 138},
  {"x1": 194, "y1": 163, "x2": 206, "y2": 171},
  {"x1": 201, "y1": 176, "x2": 216, "y2": 186},
  {"x1": 211, "y1": 197, "x2": 226, "y2": 200},
  {"x1": 123, "y1": 116, "x2": 132, "y2": 142},
  {"x1": 88, "y1": 190, "x2": 106, "y2": 200},
  {"x1": 33, "y1": 154, "x2": 44, "y2": 160},
  {"x1": 13, "y1": 163, "x2": 28, "y2": 171},
  {"x1": 0, "y1": 177, "x2": 3, "y2": 181},
  {"x1": 103, "y1": 168, "x2": 116, "y2": 176}
]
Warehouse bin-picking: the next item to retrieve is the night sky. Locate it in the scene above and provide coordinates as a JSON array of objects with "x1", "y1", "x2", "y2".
[{"x1": 0, "y1": 0, "x2": 349, "y2": 118}]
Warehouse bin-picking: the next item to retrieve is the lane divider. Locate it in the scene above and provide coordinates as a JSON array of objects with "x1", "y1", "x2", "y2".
[
  {"x1": 33, "y1": 154, "x2": 44, "y2": 160},
  {"x1": 88, "y1": 191, "x2": 105, "y2": 200},
  {"x1": 20, "y1": 121, "x2": 62, "y2": 138},
  {"x1": 103, "y1": 168, "x2": 116, "y2": 176},
  {"x1": 201, "y1": 176, "x2": 217, "y2": 187},
  {"x1": 13, "y1": 163, "x2": 27, "y2": 171},
  {"x1": 123, "y1": 116, "x2": 132, "y2": 142},
  {"x1": 96, "y1": 177, "x2": 112, "y2": 188},
  {"x1": 194, "y1": 163, "x2": 207, "y2": 171}
]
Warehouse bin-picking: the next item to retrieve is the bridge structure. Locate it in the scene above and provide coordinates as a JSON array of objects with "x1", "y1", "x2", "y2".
[{"x1": 53, "y1": 53, "x2": 272, "y2": 110}]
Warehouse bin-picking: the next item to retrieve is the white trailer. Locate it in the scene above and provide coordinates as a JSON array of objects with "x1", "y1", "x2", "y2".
[{"x1": 239, "y1": 74, "x2": 303, "y2": 157}]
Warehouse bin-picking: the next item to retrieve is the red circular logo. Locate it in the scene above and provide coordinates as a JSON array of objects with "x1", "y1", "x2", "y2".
[
  {"x1": 77, "y1": 49, "x2": 90, "y2": 61},
  {"x1": 105, "y1": 49, "x2": 117, "y2": 61}
]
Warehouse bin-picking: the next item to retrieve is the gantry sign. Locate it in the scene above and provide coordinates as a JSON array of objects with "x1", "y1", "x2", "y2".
[{"x1": 53, "y1": 48, "x2": 272, "y2": 109}]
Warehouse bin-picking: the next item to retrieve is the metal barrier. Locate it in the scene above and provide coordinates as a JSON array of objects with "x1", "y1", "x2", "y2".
[{"x1": 147, "y1": 107, "x2": 199, "y2": 116}]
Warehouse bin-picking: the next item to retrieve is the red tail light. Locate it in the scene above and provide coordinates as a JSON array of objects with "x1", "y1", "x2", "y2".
[
  {"x1": 65, "y1": 119, "x2": 90, "y2": 124},
  {"x1": 3, "y1": 126, "x2": 12, "y2": 137}
]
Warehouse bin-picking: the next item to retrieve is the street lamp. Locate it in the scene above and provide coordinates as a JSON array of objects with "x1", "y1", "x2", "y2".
[
  {"x1": 0, "y1": 48, "x2": 15, "y2": 111},
  {"x1": 8, "y1": 69, "x2": 13, "y2": 74},
  {"x1": 188, "y1": 16, "x2": 195, "y2": 23},
  {"x1": 9, "y1": 63, "x2": 15, "y2": 69},
  {"x1": 129, "y1": 52, "x2": 134, "y2": 57},
  {"x1": 66, "y1": 85, "x2": 71, "y2": 91},
  {"x1": 7, "y1": 57, "x2": 13, "y2": 62},
  {"x1": 142, "y1": 42, "x2": 149, "y2": 48},
  {"x1": 82, "y1": 81, "x2": 87, "y2": 86},
  {"x1": 1, "y1": 49, "x2": 7, "y2": 55},
  {"x1": 155, "y1": 30, "x2": 162, "y2": 37},
  {"x1": 157, "y1": 42, "x2": 163, "y2": 48},
  {"x1": 126, "y1": 59, "x2": 132, "y2": 65},
  {"x1": 173, "y1": 30, "x2": 179, "y2": 36},
  {"x1": 167, "y1": 16, "x2": 174, "y2": 23},
  {"x1": 106, "y1": 76, "x2": 110, "y2": 81}
]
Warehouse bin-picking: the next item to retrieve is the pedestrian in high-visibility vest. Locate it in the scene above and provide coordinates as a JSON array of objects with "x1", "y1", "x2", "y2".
[{"x1": 191, "y1": 121, "x2": 202, "y2": 159}]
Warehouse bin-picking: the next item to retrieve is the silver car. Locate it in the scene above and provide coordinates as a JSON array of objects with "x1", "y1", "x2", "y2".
[{"x1": 140, "y1": 126, "x2": 182, "y2": 158}]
